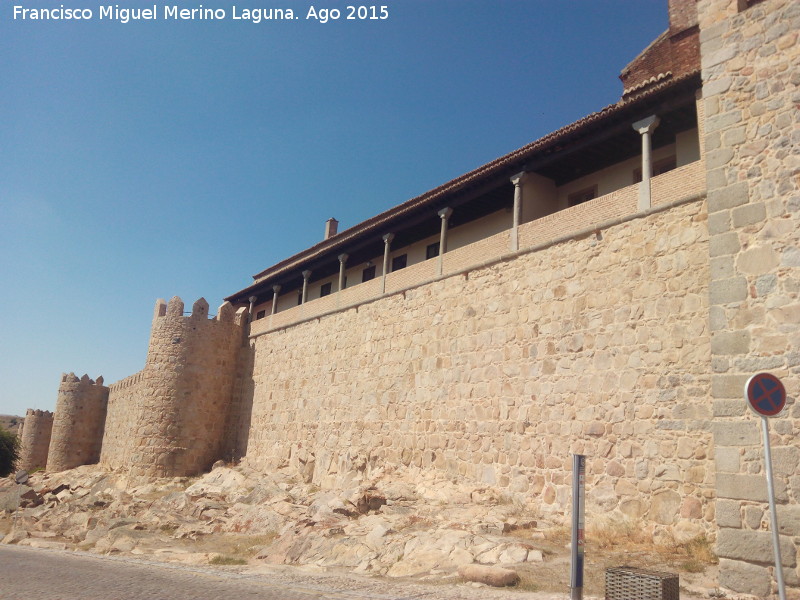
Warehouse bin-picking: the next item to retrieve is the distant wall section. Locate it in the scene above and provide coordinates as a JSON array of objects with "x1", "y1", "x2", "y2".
[
  {"x1": 47, "y1": 373, "x2": 108, "y2": 472},
  {"x1": 18, "y1": 409, "x2": 54, "y2": 472},
  {"x1": 100, "y1": 297, "x2": 247, "y2": 477}
]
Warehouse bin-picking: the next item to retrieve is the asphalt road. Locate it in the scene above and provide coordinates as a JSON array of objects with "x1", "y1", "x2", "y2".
[{"x1": 0, "y1": 545, "x2": 404, "y2": 600}]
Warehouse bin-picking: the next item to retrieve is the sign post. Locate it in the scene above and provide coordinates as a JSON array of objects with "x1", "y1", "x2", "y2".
[
  {"x1": 570, "y1": 454, "x2": 585, "y2": 600},
  {"x1": 744, "y1": 373, "x2": 787, "y2": 600}
]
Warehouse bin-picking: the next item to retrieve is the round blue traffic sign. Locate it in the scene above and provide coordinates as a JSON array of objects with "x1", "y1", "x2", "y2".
[{"x1": 744, "y1": 373, "x2": 787, "y2": 418}]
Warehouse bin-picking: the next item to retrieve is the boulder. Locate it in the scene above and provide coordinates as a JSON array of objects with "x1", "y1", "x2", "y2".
[{"x1": 458, "y1": 564, "x2": 520, "y2": 587}]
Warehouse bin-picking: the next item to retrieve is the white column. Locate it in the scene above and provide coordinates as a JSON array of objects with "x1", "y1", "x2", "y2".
[
  {"x1": 301, "y1": 270, "x2": 311, "y2": 304},
  {"x1": 247, "y1": 295, "x2": 257, "y2": 322},
  {"x1": 337, "y1": 253, "x2": 348, "y2": 292},
  {"x1": 437, "y1": 207, "x2": 452, "y2": 276},
  {"x1": 633, "y1": 115, "x2": 660, "y2": 211},
  {"x1": 381, "y1": 233, "x2": 394, "y2": 293},
  {"x1": 270, "y1": 285, "x2": 281, "y2": 315},
  {"x1": 510, "y1": 172, "x2": 527, "y2": 251}
]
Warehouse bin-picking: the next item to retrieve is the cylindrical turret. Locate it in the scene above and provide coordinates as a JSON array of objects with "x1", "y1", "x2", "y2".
[
  {"x1": 101, "y1": 297, "x2": 246, "y2": 477},
  {"x1": 47, "y1": 373, "x2": 108, "y2": 472},
  {"x1": 18, "y1": 409, "x2": 54, "y2": 472}
]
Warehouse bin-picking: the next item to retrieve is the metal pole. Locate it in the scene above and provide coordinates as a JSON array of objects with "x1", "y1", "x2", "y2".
[
  {"x1": 761, "y1": 417, "x2": 787, "y2": 600},
  {"x1": 570, "y1": 454, "x2": 585, "y2": 600}
]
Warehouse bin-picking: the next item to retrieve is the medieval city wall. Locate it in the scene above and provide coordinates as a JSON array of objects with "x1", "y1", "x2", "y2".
[
  {"x1": 18, "y1": 409, "x2": 54, "y2": 472},
  {"x1": 47, "y1": 373, "x2": 109, "y2": 472},
  {"x1": 100, "y1": 298, "x2": 248, "y2": 477},
  {"x1": 699, "y1": 0, "x2": 800, "y2": 594},
  {"x1": 245, "y1": 198, "x2": 714, "y2": 542}
]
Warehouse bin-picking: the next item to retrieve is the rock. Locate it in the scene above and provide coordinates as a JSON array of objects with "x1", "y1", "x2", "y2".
[
  {"x1": 2, "y1": 529, "x2": 29, "y2": 544},
  {"x1": 458, "y1": 564, "x2": 520, "y2": 587}
]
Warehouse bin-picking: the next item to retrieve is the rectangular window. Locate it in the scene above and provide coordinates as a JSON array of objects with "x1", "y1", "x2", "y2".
[
  {"x1": 426, "y1": 242, "x2": 440, "y2": 260},
  {"x1": 320, "y1": 282, "x2": 332, "y2": 297},
  {"x1": 391, "y1": 254, "x2": 407, "y2": 272},
  {"x1": 255, "y1": 310, "x2": 266, "y2": 320},
  {"x1": 362, "y1": 265, "x2": 376, "y2": 282},
  {"x1": 568, "y1": 186, "x2": 597, "y2": 207}
]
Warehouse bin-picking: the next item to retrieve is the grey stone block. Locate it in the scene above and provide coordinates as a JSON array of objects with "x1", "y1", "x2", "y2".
[
  {"x1": 713, "y1": 399, "x2": 744, "y2": 417},
  {"x1": 715, "y1": 447, "x2": 741, "y2": 473},
  {"x1": 711, "y1": 374, "x2": 749, "y2": 399},
  {"x1": 709, "y1": 232, "x2": 741, "y2": 257},
  {"x1": 708, "y1": 210, "x2": 731, "y2": 235},
  {"x1": 716, "y1": 473, "x2": 788, "y2": 503},
  {"x1": 710, "y1": 277, "x2": 748, "y2": 305},
  {"x1": 711, "y1": 330, "x2": 750, "y2": 355},
  {"x1": 708, "y1": 182, "x2": 749, "y2": 212},
  {"x1": 719, "y1": 558, "x2": 771, "y2": 597},
  {"x1": 777, "y1": 505, "x2": 800, "y2": 536},
  {"x1": 716, "y1": 499, "x2": 741, "y2": 528},
  {"x1": 732, "y1": 202, "x2": 766, "y2": 228},
  {"x1": 717, "y1": 529, "x2": 796, "y2": 566}
]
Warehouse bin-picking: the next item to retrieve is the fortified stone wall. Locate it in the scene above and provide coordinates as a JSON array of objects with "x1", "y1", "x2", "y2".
[
  {"x1": 245, "y1": 199, "x2": 714, "y2": 542},
  {"x1": 698, "y1": 0, "x2": 800, "y2": 595},
  {"x1": 100, "y1": 297, "x2": 248, "y2": 477},
  {"x1": 47, "y1": 373, "x2": 109, "y2": 472},
  {"x1": 18, "y1": 409, "x2": 54, "y2": 472}
]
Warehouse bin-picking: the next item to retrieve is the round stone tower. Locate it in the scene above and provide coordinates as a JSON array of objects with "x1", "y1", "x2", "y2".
[
  {"x1": 47, "y1": 373, "x2": 109, "y2": 472},
  {"x1": 18, "y1": 409, "x2": 54, "y2": 472},
  {"x1": 104, "y1": 296, "x2": 246, "y2": 477}
]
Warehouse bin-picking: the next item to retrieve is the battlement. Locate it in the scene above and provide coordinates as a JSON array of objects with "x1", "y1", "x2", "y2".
[
  {"x1": 60, "y1": 372, "x2": 106, "y2": 387},
  {"x1": 25, "y1": 408, "x2": 54, "y2": 418},
  {"x1": 152, "y1": 296, "x2": 248, "y2": 326},
  {"x1": 108, "y1": 370, "x2": 145, "y2": 392}
]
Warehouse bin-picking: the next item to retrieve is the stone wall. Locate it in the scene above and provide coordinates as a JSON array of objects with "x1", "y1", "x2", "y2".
[
  {"x1": 244, "y1": 198, "x2": 714, "y2": 542},
  {"x1": 18, "y1": 409, "x2": 53, "y2": 472},
  {"x1": 698, "y1": 0, "x2": 800, "y2": 595},
  {"x1": 99, "y1": 297, "x2": 248, "y2": 477},
  {"x1": 47, "y1": 373, "x2": 108, "y2": 472}
]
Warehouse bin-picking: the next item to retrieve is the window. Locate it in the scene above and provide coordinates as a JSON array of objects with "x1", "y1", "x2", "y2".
[
  {"x1": 362, "y1": 265, "x2": 376, "y2": 282},
  {"x1": 297, "y1": 290, "x2": 303, "y2": 306},
  {"x1": 342, "y1": 275, "x2": 347, "y2": 290},
  {"x1": 568, "y1": 186, "x2": 597, "y2": 207},
  {"x1": 255, "y1": 310, "x2": 266, "y2": 320},
  {"x1": 391, "y1": 254, "x2": 407, "y2": 272},
  {"x1": 634, "y1": 156, "x2": 676, "y2": 183},
  {"x1": 426, "y1": 242, "x2": 440, "y2": 260},
  {"x1": 320, "y1": 282, "x2": 332, "y2": 297}
]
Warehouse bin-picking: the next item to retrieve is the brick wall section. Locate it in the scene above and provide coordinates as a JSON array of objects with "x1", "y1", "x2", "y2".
[
  {"x1": 99, "y1": 298, "x2": 247, "y2": 477},
  {"x1": 698, "y1": 0, "x2": 800, "y2": 595},
  {"x1": 620, "y1": 0, "x2": 699, "y2": 95},
  {"x1": 47, "y1": 374, "x2": 108, "y2": 472},
  {"x1": 250, "y1": 164, "x2": 704, "y2": 338},
  {"x1": 245, "y1": 200, "x2": 715, "y2": 542},
  {"x1": 18, "y1": 409, "x2": 53, "y2": 472}
]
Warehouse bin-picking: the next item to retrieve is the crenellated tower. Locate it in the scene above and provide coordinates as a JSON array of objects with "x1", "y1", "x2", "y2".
[
  {"x1": 100, "y1": 297, "x2": 248, "y2": 477},
  {"x1": 47, "y1": 373, "x2": 109, "y2": 472},
  {"x1": 18, "y1": 409, "x2": 54, "y2": 472}
]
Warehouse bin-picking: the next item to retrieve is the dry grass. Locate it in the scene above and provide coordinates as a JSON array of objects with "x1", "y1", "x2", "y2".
[
  {"x1": 209, "y1": 555, "x2": 247, "y2": 566},
  {"x1": 191, "y1": 532, "x2": 277, "y2": 558}
]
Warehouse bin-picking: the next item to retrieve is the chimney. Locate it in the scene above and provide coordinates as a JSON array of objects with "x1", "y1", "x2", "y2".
[{"x1": 325, "y1": 218, "x2": 339, "y2": 240}]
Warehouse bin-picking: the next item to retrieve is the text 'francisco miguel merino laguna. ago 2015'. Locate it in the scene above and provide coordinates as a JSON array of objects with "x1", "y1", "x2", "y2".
[{"x1": 12, "y1": 4, "x2": 390, "y2": 23}]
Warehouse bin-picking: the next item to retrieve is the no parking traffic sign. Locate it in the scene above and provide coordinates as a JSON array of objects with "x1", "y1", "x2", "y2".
[
  {"x1": 743, "y1": 372, "x2": 789, "y2": 600},
  {"x1": 745, "y1": 372, "x2": 787, "y2": 417}
]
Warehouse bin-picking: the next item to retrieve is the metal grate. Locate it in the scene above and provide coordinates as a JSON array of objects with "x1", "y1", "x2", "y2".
[{"x1": 605, "y1": 566, "x2": 679, "y2": 600}]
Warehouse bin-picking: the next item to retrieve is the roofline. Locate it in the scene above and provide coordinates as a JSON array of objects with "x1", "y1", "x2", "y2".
[{"x1": 227, "y1": 70, "x2": 700, "y2": 303}]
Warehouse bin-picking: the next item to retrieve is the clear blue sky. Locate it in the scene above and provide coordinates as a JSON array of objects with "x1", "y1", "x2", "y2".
[{"x1": 0, "y1": 1, "x2": 668, "y2": 417}]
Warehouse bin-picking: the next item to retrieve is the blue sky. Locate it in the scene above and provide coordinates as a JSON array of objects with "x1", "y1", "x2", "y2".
[{"x1": 0, "y1": 1, "x2": 668, "y2": 417}]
